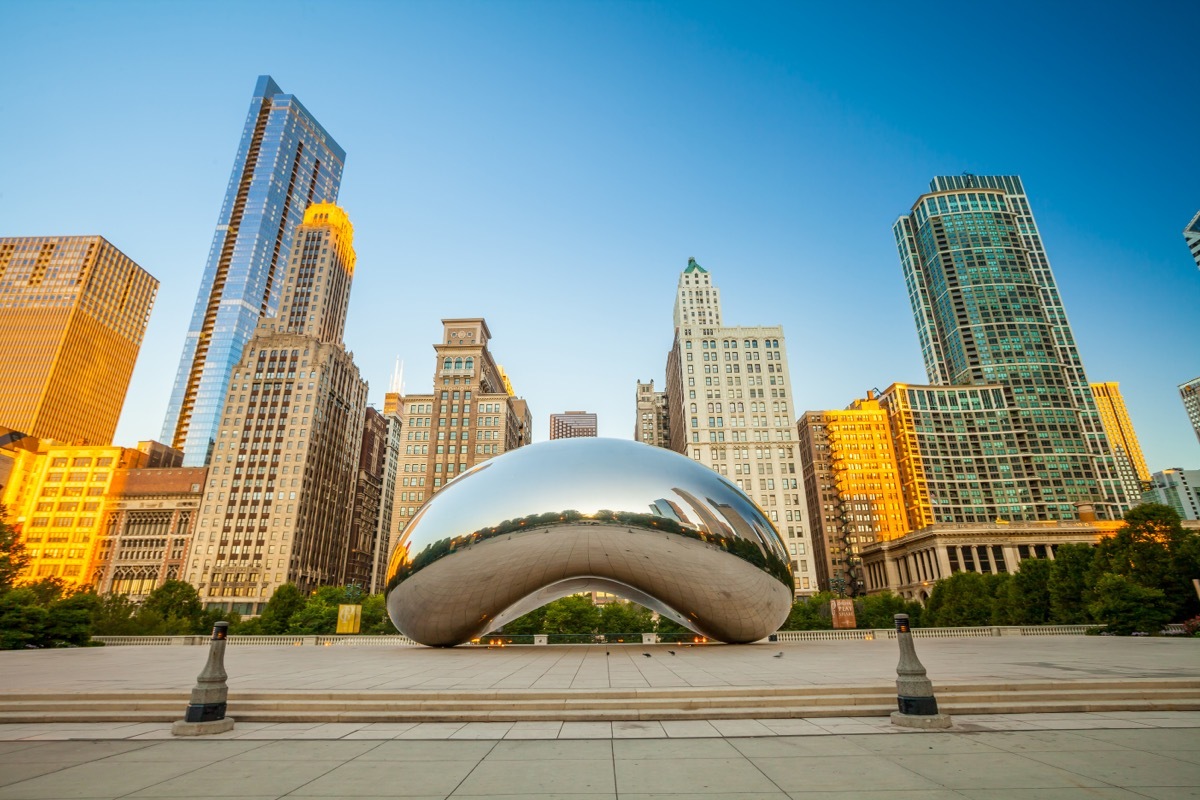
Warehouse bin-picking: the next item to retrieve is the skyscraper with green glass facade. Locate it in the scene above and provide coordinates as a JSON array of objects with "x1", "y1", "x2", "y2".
[{"x1": 894, "y1": 175, "x2": 1131, "y2": 521}]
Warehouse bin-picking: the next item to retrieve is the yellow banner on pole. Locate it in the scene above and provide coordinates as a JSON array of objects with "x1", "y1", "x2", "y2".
[{"x1": 336, "y1": 604, "x2": 362, "y2": 634}]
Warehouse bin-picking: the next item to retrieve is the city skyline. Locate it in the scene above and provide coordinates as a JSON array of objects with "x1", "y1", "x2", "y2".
[{"x1": 2, "y1": 3, "x2": 1197, "y2": 470}]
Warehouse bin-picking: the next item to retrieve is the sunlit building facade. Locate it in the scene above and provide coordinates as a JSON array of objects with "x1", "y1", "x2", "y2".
[
  {"x1": 93, "y1": 466, "x2": 207, "y2": 598},
  {"x1": 0, "y1": 236, "x2": 157, "y2": 446},
  {"x1": 798, "y1": 394, "x2": 908, "y2": 595},
  {"x1": 895, "y1": 175, "x2": 1131, "y2": 519},
  {"x1": 163, "y1": 75, "x2": 344, "y2": 466},
  {"x1": 390, "y1": 319, "x2": 533, "y2": 551},
  {"x1": 1, "y1": 443, "x2": 151, "y2": 586},
  {"x1": 662, "y1": 260, "x2": 815, "y2": 593},
  {"x1": 1090, "y1": 382, "x2": 1150, "y2": 501},
  {"x1": 183, "y1": 204, "x2": 367, "y2": 614}
]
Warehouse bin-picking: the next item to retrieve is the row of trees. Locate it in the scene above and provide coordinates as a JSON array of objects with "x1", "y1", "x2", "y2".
[{"x1": 923, "y1": 504, "x2": 1200, "y2": 634}]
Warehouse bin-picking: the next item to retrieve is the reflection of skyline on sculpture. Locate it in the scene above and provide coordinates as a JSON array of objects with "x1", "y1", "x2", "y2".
[
  {"x1": 402, "y1": 438, "x2": 780, "y2": 556},
  {"x1": 386, "y1": 438, "x2": 794, "y2": 646}
]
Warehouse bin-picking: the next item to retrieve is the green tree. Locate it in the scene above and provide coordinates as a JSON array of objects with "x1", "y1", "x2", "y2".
[
  {"x1": 0, "y1": 506, "x2": 30, "y2": 592},
  {"x1": 1089, "y1": 573, "x2": 1172, "y2": 635},
  {"x1": 540, "y1": 595, "x2": 601, "y2": 635},
  {"x1": 44, "y1": 592, "x2": 98, "y2": 646},
  {"x1": 360, "y1": 593, "x2": 394, "y2": 634},
  {"x1": 598, "y1": 601, "x2": 655, "y2": 634},
  {"x1": 780, "y1": 592, "x2": 836, "y2": 631},
  {"x1": 995, "y1": 558, "x2": 1053, "y2": 625},
  {"x1": 502, "y1": 606, "x2": 548, "y2": 635},
  {"x1": 21, "y1": 577, "x2": 71, "y2": 606},
  {"x1": 141, "y1": 580, "x2": 204, "y2": 632},
  {"x1": 1049, "y1": 543, "x2": 1095, "y2": 624},
  {"x1": 854, "y1": 591, "x2": 923, "y2": 629},
  {"x1": 653, "y1": 614, "x2": 694, "y2": 641},
  {"x1": 286, "y1": 601, "x2": 338, "y2": 634},
  {"x1": 257, "y1": 583, "x2": 305, "y2": 634},
  {"x1": 0, "y1": 589, "x2": 48, "y2": 649},
  {"x1": 925, "y1": 572, "x2": 1008, "y2": 627},
  {"x1": 90, "y1": 593, "x2": 141, "y2": 636},
  {"x1": 1093, "y1": 504, "x2": 1200, "y2": 621}
]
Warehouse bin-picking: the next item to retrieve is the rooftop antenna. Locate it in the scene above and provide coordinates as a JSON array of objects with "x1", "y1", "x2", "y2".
[{"x1": 389, "y1": 357, "x2": 405, "y2": 395}]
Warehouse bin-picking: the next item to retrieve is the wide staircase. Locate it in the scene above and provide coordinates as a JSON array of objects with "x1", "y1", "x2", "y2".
[{"x1": 3, "y1": 678, "x2": 1199, "y2": 724}]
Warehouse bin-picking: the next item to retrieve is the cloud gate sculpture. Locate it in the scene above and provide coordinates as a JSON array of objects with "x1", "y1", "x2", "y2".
[{"x1": 385, "y1": 438, "x2": 794, "y2": 646}]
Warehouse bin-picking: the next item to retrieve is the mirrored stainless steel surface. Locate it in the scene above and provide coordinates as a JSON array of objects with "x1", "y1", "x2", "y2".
[{"x1": 385, "y1": 438, "x2": 794, "y2": 646}]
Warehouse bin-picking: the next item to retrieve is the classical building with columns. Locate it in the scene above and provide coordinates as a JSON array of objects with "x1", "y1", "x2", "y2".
[{"x1": 861, "y1": 515, "x2": 1200, "y2": 601}]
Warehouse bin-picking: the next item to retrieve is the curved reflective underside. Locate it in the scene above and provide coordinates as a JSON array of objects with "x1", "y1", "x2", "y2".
[{"x1": 385, "y1": 438, "x2": 794, "y2": 646}]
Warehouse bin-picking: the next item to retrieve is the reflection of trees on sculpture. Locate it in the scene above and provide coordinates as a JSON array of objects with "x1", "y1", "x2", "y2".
[{"x1": 386, "y1": 508, "x2": 793, "y2": 595}]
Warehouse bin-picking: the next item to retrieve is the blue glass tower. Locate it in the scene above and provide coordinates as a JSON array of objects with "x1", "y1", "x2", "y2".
[{"x1": 162, "y1": 76, "x2": 344, "y2": 466}]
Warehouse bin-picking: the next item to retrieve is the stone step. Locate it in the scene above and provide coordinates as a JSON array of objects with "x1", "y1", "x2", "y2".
[
  {"x1": 2, "y1": 679, "x2": 1196, "y2": 724},
  {"x1": 2, "y1": 697, "x2": 1199, "y2": 725}
]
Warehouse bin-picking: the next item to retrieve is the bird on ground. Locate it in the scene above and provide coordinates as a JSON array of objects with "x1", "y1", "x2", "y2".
[
  {"x1": 642, "y1": 652, "x2": 652, "y2": 658},
  {"x1": 774, "y1": 652, "x2": 784, "y2": 658},
  {"x1": 668, "y1": 650, "x2": 676, "y2": 656},
  {"x1": 606, "y1": 651, "x2": 610, "y2": 656}
]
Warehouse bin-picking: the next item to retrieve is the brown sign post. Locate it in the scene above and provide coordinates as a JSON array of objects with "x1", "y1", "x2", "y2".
[{"x1": 830, "y1": 599, "x2": 856, "y2": 629}]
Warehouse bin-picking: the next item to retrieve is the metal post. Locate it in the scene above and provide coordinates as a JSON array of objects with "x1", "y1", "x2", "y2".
[
  {"x1": 171, "y1": 621, "x2": 235, "y2": 736},
  {"x1": 890, "y1": 613, "x2": 952, "y2": 729}
]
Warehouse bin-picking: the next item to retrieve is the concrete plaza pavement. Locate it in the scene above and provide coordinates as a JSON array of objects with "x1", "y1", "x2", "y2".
[
  {"x1": 0, "y1": 717, "x2": 1198, "y2": 799},
  {"x1": 2, "y1": 638, "x2": 1199, "y2": 797}
]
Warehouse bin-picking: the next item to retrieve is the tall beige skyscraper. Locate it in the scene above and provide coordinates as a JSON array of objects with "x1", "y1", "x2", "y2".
[
  {"x1": 0, "y1": 236, "x2": 157, "y2": 445},
  {"x1": 391, "y1": 319, "x2": 532, "y2": 551},
  {"x1": 183, "y1": 204, "x2": 367, "y2": 614},
  {"x1": 662, "y1": 259, "x2": 816, "y2": 593},
  {"x1": 1090, "y1": 382, "x2": 1150, "y2": 499}
]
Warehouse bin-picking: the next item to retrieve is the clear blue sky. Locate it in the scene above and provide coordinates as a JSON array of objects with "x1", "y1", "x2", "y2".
[{"x1": 2, "y1": 0, "x2": 1197, "y2": 470}]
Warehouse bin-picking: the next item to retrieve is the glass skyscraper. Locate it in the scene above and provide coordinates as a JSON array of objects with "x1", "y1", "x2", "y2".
[
  {"x1": 894, "y1": 175, "x2": 1131, "y2": 520},
  {"x1": 162, "y1": 75, "x2": 344, "y2": 466}
]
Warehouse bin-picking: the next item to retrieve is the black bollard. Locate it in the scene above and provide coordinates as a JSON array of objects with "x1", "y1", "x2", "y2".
[
  {"x1": 171, "y1": 621, "x2": 236, "y2": 736},
  {"x1": 890, "y1": 613, "x2": 951, "y2": 729}
]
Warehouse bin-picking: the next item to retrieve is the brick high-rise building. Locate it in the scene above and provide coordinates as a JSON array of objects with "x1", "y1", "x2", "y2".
[
  {"x1": 895, "y1": 175, "x2": 1131, "y2": 518},
  {"x1": 163, "y1": 76, "x2": 344, "y2": 466},
  {"x1": 0, "y1": 236, "x2": 157, "y2": 446},
  {"x1": 345, "y1": 407, "x2": 387, "y2": 593},
  {"x1": 550, "y1": 411, "x2": 597, "y2": 439},
  {"x1": 661, "y1": 259, "x2": 815, "y2": 593},
  {"x1": 391, "y1": 319, "x2": 533, "y2": 552},
  {"x1": 634, "y1": 381, "x2": 669, "y2": 448},
  {"x1": 183, "y1": 204, "x2": 367, "y2": 614}
]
